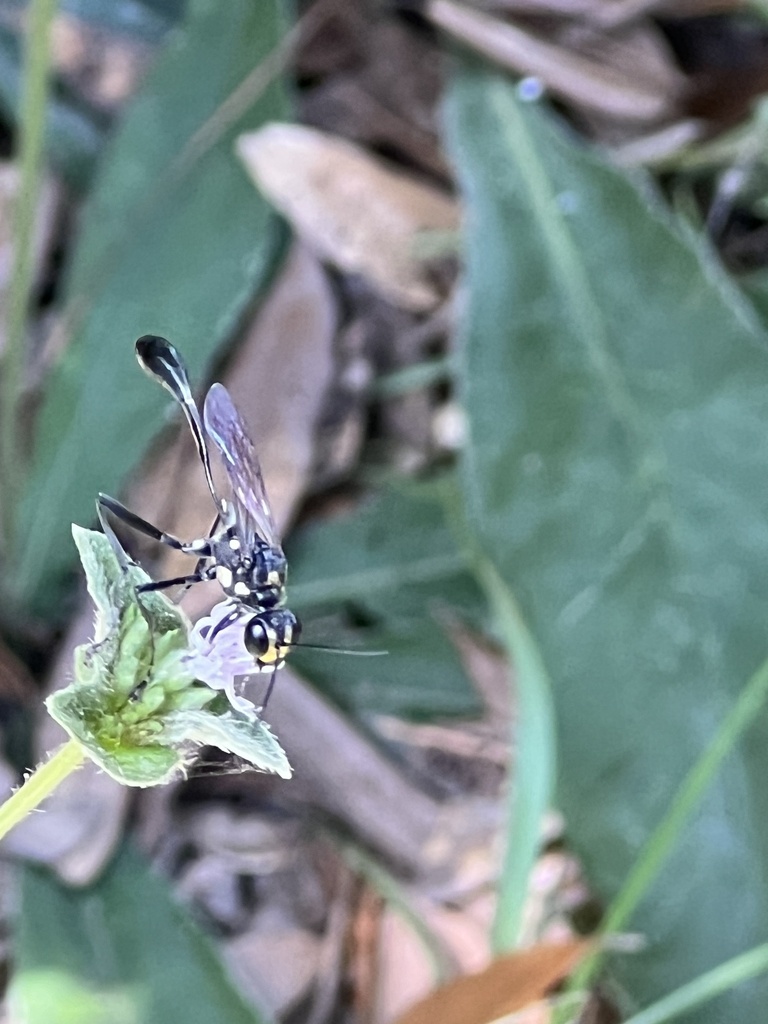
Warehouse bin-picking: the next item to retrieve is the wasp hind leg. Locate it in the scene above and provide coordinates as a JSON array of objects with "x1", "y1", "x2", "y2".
[
  {"x1": 97, "y1": 493, "x2": 213, "y2": 557},
  {"x1": 94, "y1": 497, "x2": 160, "y2": 670},
  {"x1": 137, "y1": 572, "x2": 208, "y2": 594}
]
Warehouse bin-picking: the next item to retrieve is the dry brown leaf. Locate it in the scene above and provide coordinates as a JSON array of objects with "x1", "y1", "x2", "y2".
[
  {"x1": 302, "y1": 76, "x2": 450, "y2": 181},
  {"x1": 373, "y1": 884, "x2": 499, "y2": 1023},
  {"x1": 561, "y1": 21, "x2": 680, "y2": 99},
  {"x1": 225, "y1": 913, "x2": 323, "y2": 1016},
  {"x1": 237, "y1": 123, "x2": 459, "y2": 312},
  {"x1": 427, "y1": 0, "x2": 682, "y2": 124},
  {"x1": 262, "y1": 667, "x2": 448, "y2": 871},
  {"x1": 610, "y1": 119, "x2": 704, "y2": 166},
  {"x1": 298, "y1": 8, "x2": 447, "y2": 177},
  {"x1": 592, "y1": 0, "x2": 745, "y2": 25},
  {"x1": 51, "y1": 12, "x2": 151, "y2": 111},
  {"x1": 0, "y1": 631, "x2": 36, "y2": 706},
  {"x1": 392, "y1": 940, "x2": 591, "y2": 1024},
  {"x1": 474, "y1": 0, "x2": 596, "y2": 14},
  {"x1": 373, "y1": 907, "x2": 444, "y2": 1024}
]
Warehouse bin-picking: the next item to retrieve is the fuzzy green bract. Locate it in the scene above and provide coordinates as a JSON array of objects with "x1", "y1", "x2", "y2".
[{"x1": 46, "y1": 526, "x2": 292, "y2": 785}]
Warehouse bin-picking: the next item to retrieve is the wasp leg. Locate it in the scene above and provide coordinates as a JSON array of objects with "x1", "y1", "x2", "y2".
[
  {"x1": 96, "y1": 497, "x2": 138, "y2": 570},
  {"x1": 137, "y1": 572, "x2": 207, "y2": 594},
  {"x1": 174, "y1": 513, "x2": 220, "y2": 599},
  {"x1": 261, "y1": 667, "x2": 278, "y2": 710},
  {"x1": 98, "y1": 493, "x2": 213, "y2": 557},
  {"x1": 95, "y1": 497, "x2": 159, "y2": 664}
]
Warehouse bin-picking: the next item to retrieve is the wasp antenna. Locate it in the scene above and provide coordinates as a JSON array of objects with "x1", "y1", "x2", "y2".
[{"x1": 286, "y1": 642, "x2": 388, "y2": 657}]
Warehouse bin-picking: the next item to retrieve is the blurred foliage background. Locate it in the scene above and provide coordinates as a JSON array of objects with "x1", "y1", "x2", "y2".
[{"x1": 3, "y1": 1, "x2": 768, "y2": 1022}]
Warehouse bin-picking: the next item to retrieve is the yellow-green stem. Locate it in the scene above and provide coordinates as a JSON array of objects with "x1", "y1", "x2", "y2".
[
  {"x1": 477, "y1": 555, "x2": 556, "y2": 952},
  {"x1": 0, "y1": 739, "x2": 84, "y2": 841},
  {"x1": 0, "y1": 0, "x2": 58, "y2": 547}
]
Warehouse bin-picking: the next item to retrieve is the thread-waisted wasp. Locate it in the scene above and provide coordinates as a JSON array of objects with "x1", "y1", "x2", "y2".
[{"x1": 99, "y1": 336, "x2": 301, "y2": 705}]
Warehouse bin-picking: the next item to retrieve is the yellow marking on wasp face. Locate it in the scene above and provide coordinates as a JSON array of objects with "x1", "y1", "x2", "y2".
[
  {"x1": 234, "y1": 581, "x2": 250, "y2": 598},
  {"x1": 267, "y1": 570, "x2": 281, "y2": 585},
  {"x1": 217, "y1": 566, "x2": 233, "y2": 589},
  {"x1": 260, "y1": 645, "x2": 280, "y2": 664},
  {"x1": 229, "y1": 538, "x2": 241, "y2": 551}
]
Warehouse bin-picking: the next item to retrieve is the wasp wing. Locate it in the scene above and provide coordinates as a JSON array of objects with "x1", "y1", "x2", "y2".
[{"x1": 203, "y1": 382, "x2": 281, "y2": 550}]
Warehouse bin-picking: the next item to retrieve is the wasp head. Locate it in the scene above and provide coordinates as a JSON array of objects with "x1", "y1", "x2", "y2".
[{"x1": 244, "y1": 609, "x2": 301, "y2": 669}]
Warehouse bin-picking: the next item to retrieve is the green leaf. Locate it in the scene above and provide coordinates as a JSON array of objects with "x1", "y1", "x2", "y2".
[
  {"x1": 286, "y1": 481, "x2": 484, "y2": 720},
  {"x1": 288, "y1": 480, "x2": 469, "y2": 606},
  {"x1": 445, "y1": 68, "x2": 768, "y2": 1021},
  {"x1": 9, "y1": 0, "x2": 289, "y2": 616},
  {"x1": 161, "y1": 709, "x2": 291, "y2": 779},
  {"x1": 11, "y1": 843, "x2": 272, "y2": 1024},
  {"x1": 49, "y1": 529, "x2": 196, "y2": 785},
  {"x1": 71, "y1": 524, "x2": 185, "y2": 638}
]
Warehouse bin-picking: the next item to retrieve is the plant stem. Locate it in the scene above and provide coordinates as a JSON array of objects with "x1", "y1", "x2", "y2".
[
  {"x1": 477, "y1": 555, "x2": 556, "y2": 952},
  {"x1": 0, "y1": 0, "x2": 58, "y2": 548},
  {"x1": 441, "y1": 477, "x2": 557, "y2": 952},
  {"x1": 0, "y1": 739, "x2": 84, "y2": 841}
]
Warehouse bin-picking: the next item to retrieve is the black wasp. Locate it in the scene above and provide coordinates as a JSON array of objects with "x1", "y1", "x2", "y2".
[{"x1": 99, "y1": 336, "x2": 301, "y2": 689}]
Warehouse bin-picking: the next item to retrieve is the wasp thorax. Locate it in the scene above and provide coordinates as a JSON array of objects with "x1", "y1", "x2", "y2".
[
  {"x1": 249, "y1": 543, "x2": 287, "y2": 589},
  {"x1": 212, "y1": 533, "x2": 288, "y2": 608}
]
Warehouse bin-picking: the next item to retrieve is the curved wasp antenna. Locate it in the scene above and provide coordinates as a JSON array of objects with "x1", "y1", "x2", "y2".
[
  {"x1": 285, "y1": 642, "x2": 388, "y2": 656},
  {"x1": 135, "y1": 336, "x2": 225, "y2": 516}
]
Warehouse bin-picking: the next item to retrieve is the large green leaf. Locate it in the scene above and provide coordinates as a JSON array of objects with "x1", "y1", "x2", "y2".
[
  {"x1": 286, "y1": 481, "x2": 483, "y2": 720},
  {"x1": 445, "y1": 68, "x2": 768, "y2": 1021},
  {"x1": 11, "y1": 843, "x2": 270, "y2": 1024},
  {"x1": 8, "y1": 0, "x2": 288, "y2": 615}
]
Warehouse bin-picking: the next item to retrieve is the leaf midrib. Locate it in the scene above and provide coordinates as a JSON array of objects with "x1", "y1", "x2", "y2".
[{"x1": 490, "y1": 82, "x2": 669, "y2": 509}]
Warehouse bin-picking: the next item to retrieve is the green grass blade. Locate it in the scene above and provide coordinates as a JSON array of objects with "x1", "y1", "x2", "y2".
[
  {"x1": 477, "y1": 556, "x2": 556, "y2": 952},
  {"x1": 566, "y1": 651, "x2": 768, "y2": 1004},
  {"x1": 624, "y1": 944, "x2": 768, "y2": 1024},
  {"x1": 0, "y1": 0, "x2": 57, "y2": 547}
]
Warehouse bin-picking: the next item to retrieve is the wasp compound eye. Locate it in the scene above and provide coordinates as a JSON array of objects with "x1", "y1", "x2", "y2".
[{"x1": 244, "y1": 619, "x2": 271, "y2": 658}]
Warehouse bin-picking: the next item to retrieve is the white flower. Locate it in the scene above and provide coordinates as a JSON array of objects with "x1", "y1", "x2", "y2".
[{"x1": 184, "y1": 600, "x2": 259, "y2": 716}]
